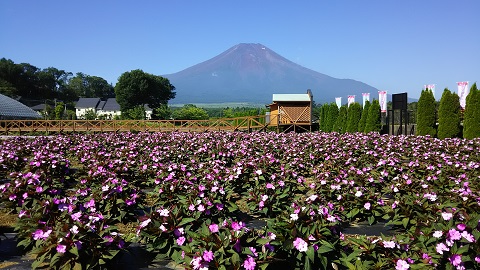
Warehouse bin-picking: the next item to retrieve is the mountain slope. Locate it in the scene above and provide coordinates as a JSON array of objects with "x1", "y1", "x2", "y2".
[{"x1": 164, "y1": 43, "x2": 378, "y2": 104}]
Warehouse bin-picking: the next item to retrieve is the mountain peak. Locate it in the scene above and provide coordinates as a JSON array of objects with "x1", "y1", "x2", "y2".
[{"x1": 164, "y1": 44, "x2": 378, "y2": 104}]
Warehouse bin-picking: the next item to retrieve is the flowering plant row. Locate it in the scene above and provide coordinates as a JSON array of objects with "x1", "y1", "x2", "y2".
[{"x1": 0, "y1": 131, "x2": 479, "y2": 270}]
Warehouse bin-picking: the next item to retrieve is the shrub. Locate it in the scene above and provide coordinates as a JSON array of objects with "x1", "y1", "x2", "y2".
[
  {"x1": 364, "y1": 99, "x2": 381, "y2": 133},
  {"x1": 346, "y1": 102, "x2": 362, "y2": 133},
  {"x1": 463, "y1": 83, "x2": 480, "y2": 139},
  {"x1": 325, "y1": 103, "x2": 339, "y2": 132},
  {"x1": 333, "y1": 105, "x2": 347, "y2": 133},
  {"x1": 357, "y1": 100, "x2": 370, "y2": 133},
  {"x1": 416, "y1": 89, "x2": 437, "y2": 137},
  {"x1": 437, "y1": 88, "x2": 461, "y2": 139}
]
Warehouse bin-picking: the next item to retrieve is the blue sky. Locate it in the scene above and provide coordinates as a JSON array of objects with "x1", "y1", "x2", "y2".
[{"x1": 1, "y1": 0, "x2": 479, "y2": 100}]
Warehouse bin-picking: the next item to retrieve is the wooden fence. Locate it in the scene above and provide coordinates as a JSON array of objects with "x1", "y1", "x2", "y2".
[{"x1": 0, "y1": 115, "x2": 278, "y2": 135}]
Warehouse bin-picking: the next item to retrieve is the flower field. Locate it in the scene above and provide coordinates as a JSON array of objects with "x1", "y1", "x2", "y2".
[{"x1": 0, "y1": 132, "x2": 479, "y2": 270}]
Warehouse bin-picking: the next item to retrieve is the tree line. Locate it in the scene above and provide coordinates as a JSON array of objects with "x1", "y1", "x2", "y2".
[
  {"x1": 317, "y1": 99, "x2": 382, "y2": 134},
  {"x1": 416, "y1": 83, "x2": 480, "y2": 139}
]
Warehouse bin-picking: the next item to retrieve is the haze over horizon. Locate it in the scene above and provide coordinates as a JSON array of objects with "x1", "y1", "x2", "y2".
[{"x1": 1, "y1": 1, "x2": 479, "y2": 101}]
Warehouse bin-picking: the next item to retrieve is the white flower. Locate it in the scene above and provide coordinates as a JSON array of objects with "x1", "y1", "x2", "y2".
[
  {"x1": 433, "y1": 231, "x2": 443, "y2": 238},
  {"x1": 355, "y1": 191, "x2": 363, "y2": 197},
  {"x1": 290, "y1": 213, "x2": 299, "y2": 221},
  {"x1": 158, "y1": 208, "x2": 170, "y2": 217}
]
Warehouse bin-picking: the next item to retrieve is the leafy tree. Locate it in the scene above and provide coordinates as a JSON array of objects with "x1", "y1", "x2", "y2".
[
  {"x1": 115, "y1": 69, "x2": 176, "y2": 112},
  {"x1": 365, "y1": 99, "x2": 381, "y2": 133},
  {"x1": 358, "y1": 100, "x2": 371, "y2": 133},
  {"x1": 123, "y1": 106, "x2": 146, "y2": 120},
  {"x1": 326, "y1": 103, "x2": 339, "y2": 132},
  {"x1": 54, "y1": 102, "x2": 66, "y2": 120},
  {"x1": 333, "y1": 105, "x2": 347, "y2": 133},
  {"x1": 152, "y1": 104, "x2": 172, "y2": 120},
  {"x1": 172, "y1": 104, "x2": 209, "y2": 120},
  {"x1": 437, "y1": 89, "x2": 461, "y2": 139},
  {"x1": 416, "y1": 89, "x2": 437, "y2": 137},
  {"x1": 463, "y1": 83, "x2": 480, "y2": 139},
  {"x1": 346, "y1": 102, "x2": 362, "y2": 133},
  {"x1": 68, "y1": 72, "x2": 113, "y2": 99}
]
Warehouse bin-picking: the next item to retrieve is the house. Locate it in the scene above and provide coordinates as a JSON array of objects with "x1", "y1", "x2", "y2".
[
  {"x1": 267, "y1": 90, "x2": 313, "y2": 132},
  {"x1": 75, "y1": 98, "x2": 101, "y2": 119},
  {"x1": 97, "y1": 98, "x2": 121, "y2": 119}
]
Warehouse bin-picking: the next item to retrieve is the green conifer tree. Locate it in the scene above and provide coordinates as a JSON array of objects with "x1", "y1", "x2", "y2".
[
  {"x1": 416, "y1": 89, "x2": 437, "y2": 137},
  {"x1": 365, "y1": 99, "x2": 381, "y2": 133},
  {"x1": 319, "y1": 103, "x2": 329, "y2": 131},
  {"x1": 358, "y1": 100, "x2": 371, "y2": 133},
  {"x1": 346, "y1": 102, "x2": 362, "y2": 133},
  {"x1": 437, "y1": 88, "x2": 461, "y2": 139},
  {"x1": 326, "y1": 103, "x2": 339, "y2": 132},
  {"x1": 463, "y1": 83, "x2": 480, "y2": 139},
  {"x1": 333, "y1": 105, "x2": 348, "y2": 133}
]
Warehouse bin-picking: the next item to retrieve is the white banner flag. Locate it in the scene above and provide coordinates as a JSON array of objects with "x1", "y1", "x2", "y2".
[
  {"x1": 457, "y1": 81, "x2": 469, "y2": 109},
  {"x1": 362, "y1": 93, "x2": 370, "y2": 108},
  {"x1": 335, "y1": 97, "x2": 342, "y2": 109},
  {"x1": 424, "y1": 84, "x2": 436, "y2": 99},
  {"x1": 348, "y1": 95, "x2": 355, "y2": 107},
  {"x1": 379, "y1": 91, "x2": 387, "y2": 113}
]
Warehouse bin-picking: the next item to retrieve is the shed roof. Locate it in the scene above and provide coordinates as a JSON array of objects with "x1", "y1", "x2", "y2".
[
  {"x1": 272, "y1": 94, "x2": 311, "y2": 102},
  {"x1": 0, "y1": 94, "x2": 42, "y2": 119},
  {"x1": 75, "y1": 98, "x2": 101, "y2": 109}
]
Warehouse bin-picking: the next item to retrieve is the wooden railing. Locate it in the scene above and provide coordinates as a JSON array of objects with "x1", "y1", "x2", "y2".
[{"x1": 0, "y1": 115, "x2": 281, "y2": 135}]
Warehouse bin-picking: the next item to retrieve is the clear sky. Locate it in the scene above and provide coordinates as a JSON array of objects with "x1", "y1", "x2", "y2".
[{"x1": 1, "y1": 0, "x2": 479, "y2": 99}]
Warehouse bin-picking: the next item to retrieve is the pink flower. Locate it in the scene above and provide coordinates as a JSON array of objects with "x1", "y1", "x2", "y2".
[
  {"x1": 461, "y1": 231, "x2": 475, "y2": 242},
  {"x1": 56, "y1": 244, "x2": 67, "y2": 253},
  {"x1": 203, "y1": 250, "x2": 214, "y2": 262},
  {"x1": 293, "y1": 237, "x2": 308, "y2": 252},
  {"x1": 436, "y1": 242, "x2": 449, "y2": 254},
  {"x1": 266, "y1": 183, "x2": 275, "y2": 189},
  {"x1": 176, "y1": 236, "x2": 185, "y2": 246},
  {"x1": 442, "y1": 212, "x2": 453, "y2": 221},
  {"x1": 383, "y1": 240, "x2": 396, "y2": 248},
  {"x1": 243, "y1": 256, "x2": 256, "y2": 270},
  {"x1": 364, "y1": 202, "x2": 371, "y2": 210},
  {"x1": 209, "y1": 223, "x2": 219, "y2": 233},
  {"x1": 396, "y1": 259, "x2": 410, "y2": 270},
  {"x1": 432, "y1": 230, "x2": 443, "y2": 238},
  {"x1": 448, "y1": 229, "x2": 462, "y2": 241}
]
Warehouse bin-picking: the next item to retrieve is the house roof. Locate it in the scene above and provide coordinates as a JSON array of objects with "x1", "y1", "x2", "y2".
[
  {"x1": 96, "y1": 101, "x2": 106, "y2": 111},
  {"x1": 0, "y1": 94, "x2": 42, "y2": 119},
  {"x1": 272, "y1": 94, "x2": 311, "y2": 102},
  {"x1": 30, "y1": 103, "x2": 47, "y2": 111},
  {"x1": 102, "y1": 98, "x2": 121, "y2": 111},
  {"x1": 75, "y1": 98, "x2": 101, "y2": 109}
]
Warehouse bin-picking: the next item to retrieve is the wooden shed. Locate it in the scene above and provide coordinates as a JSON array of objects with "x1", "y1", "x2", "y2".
[{"x1": 267, "y1": 90, "x2": 313, "y2": 132}]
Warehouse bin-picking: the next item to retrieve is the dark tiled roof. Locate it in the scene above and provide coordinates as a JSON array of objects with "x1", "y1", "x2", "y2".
[
  {"x1": 30, "y1": 103, "x2": 47, "y2": 111},
  {"x1": 0, "y1": 94, "x2": 42, "y2": 119},
  {"x1": 102, "y1": 98, "x2": 121, "y2": 111},
  {"x1": 75, "y1": 98, "x2": 101, "y2": 109},
  {"x1": 96, "y1": 101, "x2": 106, "y2": 110}
]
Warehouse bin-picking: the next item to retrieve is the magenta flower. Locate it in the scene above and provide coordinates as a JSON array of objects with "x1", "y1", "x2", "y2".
[
  {"x1": 243, "y1": 256, "x2": 256, "y2": 270},
  {"x1": 293, "y1": 237, "x2": 308, "y2": 252},
  {"x1": 209, "y1": 223, "x2": 219, "y2": 233},
  {"x1": 456, "y1": 223, "x2": 466, "y2": 231},
  {"x1": 449, "y1": 254, "x2": 462, "y2": 267},
  {"x1": 56, "y1": 244, "x2": 67, "y2": 253},
  {"x1": 203, "y1": 250, "x2": 214, "y2": 262},
  {"x1": 266, "y1": 183, "x2": 275, "y2": 189}
]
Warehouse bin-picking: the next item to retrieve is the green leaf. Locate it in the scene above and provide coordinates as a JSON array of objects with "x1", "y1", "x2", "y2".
[
  {"x1": 256, "y1": 238, "x2": 270, "y2": 245},
  {"x1": 306, "y1": 245, "x2": 315, "y2": 262},
  {"x1": 178, "y1": 217, "x2": 196, "y2": 227}
]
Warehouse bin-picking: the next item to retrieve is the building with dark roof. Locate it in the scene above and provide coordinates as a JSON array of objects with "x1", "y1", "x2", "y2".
[
  {"x1": 97, "y1": 98, "x2": 121, "y2": 119},
  {"x1": 0, "y1": 94, "x2": 42, "y2": 120},
  {"x1": 75, "y1": 98, "x2": 100, "y2": 119}
]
